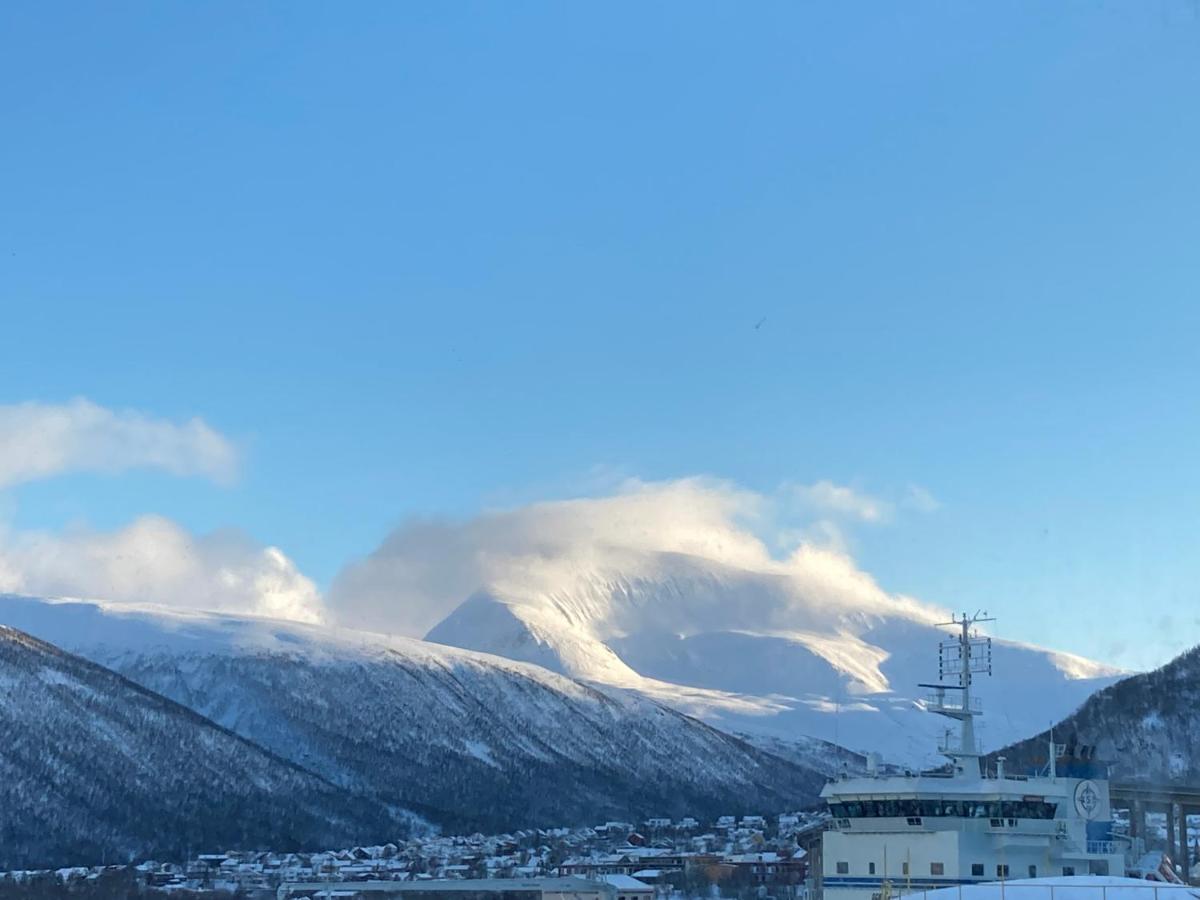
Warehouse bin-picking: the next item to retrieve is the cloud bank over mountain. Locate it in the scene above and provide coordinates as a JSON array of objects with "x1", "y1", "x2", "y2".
[
  {"x1": 329, "y1": 476, "x2": 941, "y2": 637},
  {"x1": 0, "y1": 516, "x2": 323, "y2": 623},
  {"x1": 326, "y1": 477, "x2": 1126, "y2": 765}
]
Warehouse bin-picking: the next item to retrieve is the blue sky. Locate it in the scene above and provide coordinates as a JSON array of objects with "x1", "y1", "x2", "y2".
[{"x1": 1, "y1": 2, "x2": 1199, "y2": 669}]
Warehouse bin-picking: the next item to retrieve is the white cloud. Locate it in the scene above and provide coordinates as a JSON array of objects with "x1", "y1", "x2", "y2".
[
  {"x1": 0, "y1": 516, "x2": 323, "y2": 624},
  {"x1": 0, "y1": 398, "x2": 237, "y2": 488},
  {"x1": 329, "y1": 476, "x2": 941, "y2": 637},
  {"x1": 786, "y1": 479, "x2": 892, "y2": 523}
]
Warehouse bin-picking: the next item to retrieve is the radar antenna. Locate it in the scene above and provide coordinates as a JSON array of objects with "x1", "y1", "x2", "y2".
[{"x1": 921, "y1": 611, "x2": 994, "y2": 776}]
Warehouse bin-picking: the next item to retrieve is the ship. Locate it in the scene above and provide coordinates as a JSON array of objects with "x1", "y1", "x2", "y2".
[{"x1": 818, "y1": 613, "x2": 1127, "y2": 900}]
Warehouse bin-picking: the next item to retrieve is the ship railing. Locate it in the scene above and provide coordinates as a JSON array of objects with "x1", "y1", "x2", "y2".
[
  {"x1": 1086, "y1": 839, "x2": 1118, "y2": 855},
  {"x1": 896, "y1": 884, "x2": 1185, "y2": 900},
  {"x1": 937, "y1": 733, "x2": 981, "y2": 755},
  {"x1": 923, "y1": 693, "x2": 982, "y2": 714}
]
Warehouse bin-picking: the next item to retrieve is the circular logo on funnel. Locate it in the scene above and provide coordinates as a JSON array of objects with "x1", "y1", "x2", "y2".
[{"x1": 1074, "y1": 780, "x2": 1101, "y2": 820}]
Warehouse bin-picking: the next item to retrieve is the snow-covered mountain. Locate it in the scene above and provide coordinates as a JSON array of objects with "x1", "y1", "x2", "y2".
[
  {"x1": 993, "y1": 643, "x2": 1200, "y2": 785},
  {"x1": 733, "y1": 733, "x2": 868, "y2": 779},
  {"x1": 0, "y1": 625, "x2": 407, "y2": 870},
  {"x1": 423, "y1": 551, "x2": 1125, "y2": 767},
  {"x1": 0, "y1": 594, "x2": 827, "y2": 834}
]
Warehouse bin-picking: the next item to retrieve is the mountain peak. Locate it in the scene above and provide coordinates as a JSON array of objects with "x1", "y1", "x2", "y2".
[{"x1": 423, "y1": 560, "x2": 1125, "y2": 767}]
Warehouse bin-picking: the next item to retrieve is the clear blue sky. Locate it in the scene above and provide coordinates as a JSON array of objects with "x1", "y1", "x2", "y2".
[{"x1": 2, "y1": 2, "x2": 1199, "y2": 669}]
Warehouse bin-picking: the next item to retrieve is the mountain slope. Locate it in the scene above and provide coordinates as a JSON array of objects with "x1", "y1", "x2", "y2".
[
  {"x1": 0, "y1": 595, "x2": 827, "y2": 833},
  {"x1": 424, "y1": 551, "x2": 1124, "y2": 766},
  {"x1": 0, "y1": 625, "x2": 407, "y2": 870},
  {"x1": 734, "y1": 733, "x2": 868, "y2": 779},
  {"x1": 993, "y1": 644, "x2": 1200, "y2": 784}
]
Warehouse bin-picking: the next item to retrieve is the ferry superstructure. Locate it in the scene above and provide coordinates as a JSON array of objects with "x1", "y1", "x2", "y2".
[{"x1": 819, "y1": 613, "x2": 1125, "y2": 900}]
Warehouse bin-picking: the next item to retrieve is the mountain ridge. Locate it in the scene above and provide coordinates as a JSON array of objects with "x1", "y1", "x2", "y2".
[
  {"x1": 423, "y1": 553, "x2": 1125, "y2": 766},
  {"x1": 0, "y1": 624, "x2": 411, "y2": 870},
  {"x1": 0, "y1": 594, "x2": 829, "y2": 835}
]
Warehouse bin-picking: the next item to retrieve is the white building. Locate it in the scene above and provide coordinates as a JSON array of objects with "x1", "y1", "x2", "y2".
[{"x1": 599, "y1": 874, "x2": 654, "y2": 900}]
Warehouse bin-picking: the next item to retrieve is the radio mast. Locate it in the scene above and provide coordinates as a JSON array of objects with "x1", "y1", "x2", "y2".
[{"x1": 921, "y1": 611, "x2": 994, "y2": 776}]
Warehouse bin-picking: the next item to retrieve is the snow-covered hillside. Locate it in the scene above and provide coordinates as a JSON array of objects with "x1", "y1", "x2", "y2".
[
  {"x1": 0, "y1": 594, "x2": 827, "y2": 833},
  {"x1": 423, "y1": 551, "x2": 1124, "y2": 767},
  {"x1": 0, "y1": 625, "x2": 407, "y2": 870},
  {"x1": 994, "y1": 643, "x2": 1200, "y2": 784}
]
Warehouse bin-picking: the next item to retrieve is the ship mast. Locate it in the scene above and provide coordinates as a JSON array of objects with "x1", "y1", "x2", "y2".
[{"x1": 923, "y1": 611, "x2": 994, "y2": 777}]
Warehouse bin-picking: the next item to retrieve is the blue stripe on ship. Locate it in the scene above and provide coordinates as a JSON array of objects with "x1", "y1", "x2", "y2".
[{"x1": 824, "y1": 877, "x2": 982, "y2": 889}]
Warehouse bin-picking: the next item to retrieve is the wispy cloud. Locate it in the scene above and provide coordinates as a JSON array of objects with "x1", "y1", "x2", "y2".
[
  {"x1": 0, "y1": 398, "x2": 237, "y2": 488},
  {"x1": 786, "y1": 479, "x2": 892, "y2": 523},
  {"x1": 0, "y1": 516, "x2": 323, "y2": 623}
]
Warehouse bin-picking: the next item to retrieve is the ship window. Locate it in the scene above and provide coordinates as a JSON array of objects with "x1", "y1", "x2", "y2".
[
  {"x1": 1028, "y1": 866, "x2": 1037, "y2": 878},
  {"x1": 931, "y1": 863, "x2": 945, "y2": 876},
  {"x1": 869, "y1": 863, "x2": 876, "y2": 875},
  {"x1": 920, "y1": 800, "x2": 941, "y2": 817},
  {"x1": 997, "y1": 865, "x2": 1009, "y2": 878},
  {"x1": 836, "y1": 862, "x2": 849, "y2": 875},
  {"x1": 829, "y1": 803, "x2": 845, "y2": 817},
  {"x1": 972, "y1": 864, "x2": 984, "y2": 877},
  {"x1": 902, "y1": 863, "x2": 909, "y2": 876},
  {"x1": 1062, "y1": 867, "x2": 1076, "y2": 877},
  {"x1": 942, "y1": 801, "x2": 961, "y2": 817},
  {"x1": 906, "y1": 817, "x2": 922, "y2": 826}
]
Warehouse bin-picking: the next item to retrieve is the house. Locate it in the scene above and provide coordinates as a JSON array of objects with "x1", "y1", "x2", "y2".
[
  {"x1": 722, "y1": 851, "x2": 806, "y2": 885},
  {"x1": 558, "y1": 854, "x2": 637, "y2": 878}
]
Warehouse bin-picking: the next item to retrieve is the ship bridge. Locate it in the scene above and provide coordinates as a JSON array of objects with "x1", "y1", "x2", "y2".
[{"x1": 818, "y1": 613, "x2": 1130, "y2": 900}]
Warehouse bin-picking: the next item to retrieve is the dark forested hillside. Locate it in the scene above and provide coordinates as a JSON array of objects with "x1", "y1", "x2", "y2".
[
  {"x1": 0, "y1": 626, "x2": 409, "y2": 870},
  {"x1": 992, "y1": 644, "x2": 1200, "y2": 784}
]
